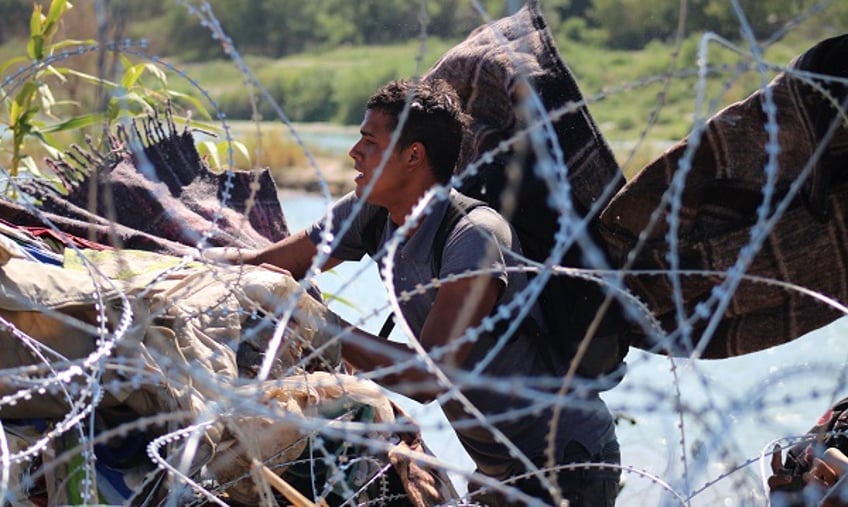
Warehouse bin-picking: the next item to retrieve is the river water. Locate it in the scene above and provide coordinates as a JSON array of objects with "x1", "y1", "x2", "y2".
[{"x1": 278, "y1": 189, "x2": 847, "y2": 506}]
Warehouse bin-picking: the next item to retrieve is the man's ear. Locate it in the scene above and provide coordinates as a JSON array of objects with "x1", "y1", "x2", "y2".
[{"x1": 407, "y1": 141, "x2": 426, "y2": 166}]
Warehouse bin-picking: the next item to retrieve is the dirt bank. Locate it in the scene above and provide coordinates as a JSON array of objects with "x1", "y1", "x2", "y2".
[{"x1": 271, "y1": 155, "x2": 356, "y2": 196}]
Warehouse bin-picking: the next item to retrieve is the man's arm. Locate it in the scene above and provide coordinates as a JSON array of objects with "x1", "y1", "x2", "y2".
[
  {"x1": 206, "y1": 239, "x2": 500, "y2": 402},
  {"x1": 341, "y1": 274, "x2": 501, "y2": 402},
  {"x1": 203, "y1": 229, "x2": 343, "y2": 279}
]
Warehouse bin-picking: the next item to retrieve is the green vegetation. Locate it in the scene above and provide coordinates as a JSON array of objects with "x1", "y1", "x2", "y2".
[
  {"x1": 0, "y1": 0, "x2": 212, "y2": 195},
  {"x1": 175, "y1": 40, "x2": 459, "y2": 125},
  {"x1": 5, "y1": 0, "x2": 831, "y2": 59},
  {"x1": 557, "y1": 33, "x2": 821, "y2": 174}
]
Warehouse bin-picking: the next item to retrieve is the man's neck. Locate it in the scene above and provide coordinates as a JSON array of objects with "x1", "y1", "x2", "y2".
[{"x1": 385, "y1": 186, "x2": 438, "y2": 239}]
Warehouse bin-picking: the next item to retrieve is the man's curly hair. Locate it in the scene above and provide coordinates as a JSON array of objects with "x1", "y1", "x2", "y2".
[{"x1": 366, "y1": 79, "x2": 469, "y2": 184}]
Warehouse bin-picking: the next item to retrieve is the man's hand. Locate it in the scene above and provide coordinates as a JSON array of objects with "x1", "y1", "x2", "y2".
[
  {"x1": 197, "y1": 230, "x2": 333, "y2": 281},
  {"x1": 768, "y1": 444, "x2": 805, "y2": 491},
  {"x1": 200, "y1": 246, "x2": 246, "y2": 264}
]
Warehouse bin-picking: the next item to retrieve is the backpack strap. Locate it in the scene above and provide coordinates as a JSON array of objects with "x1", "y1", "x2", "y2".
[
  {"x1": 376, "y1": 192, "x2": 484, "y2": 338},
  {"x1": 432, "y1": 192, "x2": 486, "y2": 275},
  {"x1": 361, "y1": 207, "x2": 389, "y2": 258},
  {"x1": 431, "y1": 194, "x2": 547, "y2": 356}
]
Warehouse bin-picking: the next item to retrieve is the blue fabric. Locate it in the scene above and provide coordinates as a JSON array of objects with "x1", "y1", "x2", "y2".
[{"x1": 21, "y1": 244, "x2": 63, "y2": 265}]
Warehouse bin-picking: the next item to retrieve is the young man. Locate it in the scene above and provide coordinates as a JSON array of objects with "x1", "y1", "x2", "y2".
[{"x1": 207, "y1": 79, "x2": 620, "y2": 506}]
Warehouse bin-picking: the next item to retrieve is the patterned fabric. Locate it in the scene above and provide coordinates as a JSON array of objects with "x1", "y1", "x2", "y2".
[
  {"x1": 5, "y1": 109, "x2": 288, "y2": 256},
  {"x1": 0, "y1": 196, "x2": 190, "y2": 254},
  {"x1": 424, "y1": 0, "x2": 622, "y2": 262},
  {"x1": 599, "y1": 34, "x2": 848, "y2": 358},
  {"x1": 2, "y1": 1, "x2": 846, "y2": 366},
  {"x1": 425, "y1": 2, "x2": 848, "y2": 360},
  {"x1": 423, "y1": 0, "x2": 629, "y2": 371}
]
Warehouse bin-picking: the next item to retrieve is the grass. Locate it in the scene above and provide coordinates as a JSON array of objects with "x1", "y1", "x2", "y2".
[{"x1": 554, "y1": 29, "x2": 843, "y2": 175}]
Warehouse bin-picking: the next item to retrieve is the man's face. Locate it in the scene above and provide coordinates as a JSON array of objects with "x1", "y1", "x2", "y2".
[{"x1": 349, "y1": 108, "x2": 406, "y2": 206}]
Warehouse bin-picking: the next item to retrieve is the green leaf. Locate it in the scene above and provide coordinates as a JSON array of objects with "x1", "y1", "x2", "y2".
[
  {"x1": 28, "y1": 4, "x2": 45, "y2": 60},
  {"x1": 48, "y1": 38, "x2": 95, "y2": 52},
  {"x1": 10, "y1": 82, "x2": 39, "y2": 126},
  {"x1": 9, "y1": 99, "x2": 21, "y2": 125},
  {"x1": 197, "y1": 140, "x2": 222, "y2": 171},
  {"x1": 49, "y1": 98, "x2": 80, "y2": 109},
  {"x1": 321, "y1": 293, "x2": 358, "y2": 310},
  {"x1": 44, "y1": 0, "x2": 70, "y2": 34},
  {"x1": 121, "y1": 64, "x2": 146, "y2": 89},
  {"x1": 59, "y1": 68, "x2": 117, "y2": 87},
  {"x1": 19, "y1": 155, "x2": 42, "y2": 178},
  {"x1": 45, "y1": 176, "x2": 68, "y2": 195},
  {"x1": 142, "y1": 63, "x2": 167, "y2": 85},
  {"x1": 41, "y1": 113, "x2": 102, "y2": 133},
  {"x1": 55, "y1": 179, "x2": 69, "y2": 194},
  {"x1": 166, "y1": 90, "x2": 212, "y2": 120},
  {"x1": 0, "y1": 56, "x2": 30, "y2": 77},
  {"x1": 119, "y1": 54, "x2": 132, "y2": 68},
  {"x1": 43, "y1": 63, "x2": 68, "y2": 83},
  {"x1": 29, "y1": 4, "x2": 44, "y2": 38},
  {"x1": 230, "y1": 140, "x2": 251, "y2": 166},
  {"x1": 13, "y1": 113, "x2": 36, "y2": 140},
  {"x1": 121, "y1": 62, "x2": 168, "y2": 90},
  {"x1": 27, "y1": 36, "x2": 44, "y2": 61}
]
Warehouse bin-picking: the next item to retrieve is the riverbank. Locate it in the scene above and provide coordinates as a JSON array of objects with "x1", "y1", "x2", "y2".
[
  {"x1": 272, "y1": 155, "x2": 356, "y2": 196},
  {"x1": 223, "y1": 121, "x2": 358, "y2": 196}
]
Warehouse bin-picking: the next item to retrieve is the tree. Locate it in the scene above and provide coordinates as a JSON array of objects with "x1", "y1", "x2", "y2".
[
  {"x1": 314, "y1": 0, "x2": 420, "y2": 46},
  {"x1": 590, "y1": 0, "x2": 683, "y2": 49}
]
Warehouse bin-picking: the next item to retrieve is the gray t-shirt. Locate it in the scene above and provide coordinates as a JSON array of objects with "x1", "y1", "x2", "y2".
[{"x1": 307, "y1": 190, "x2": 616, "y2": 480}]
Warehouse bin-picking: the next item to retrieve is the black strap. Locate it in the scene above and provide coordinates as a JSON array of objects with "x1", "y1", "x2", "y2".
[
  {"x1": 374, "y1": 193, "x2": 485, "y2": 338},
  {"x1": 377, "y1": 313, "x2": 396, "y2": 338},
  {"x1": 361, "y1": 207, "x2": 389, "y2": 258},
  {"x1": 363, "y1": 196, "x2": 626, "y2": 381},
  {"x1": 432, "y1": 192, "x2": 485, "y2": 274}
]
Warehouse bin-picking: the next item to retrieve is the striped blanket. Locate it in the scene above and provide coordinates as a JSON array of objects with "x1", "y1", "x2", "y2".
[{"x1": 599, "y1": 33, "x2": 848, "y2": 357}]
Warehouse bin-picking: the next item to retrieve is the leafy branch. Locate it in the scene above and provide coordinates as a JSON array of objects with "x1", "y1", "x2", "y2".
[{"x1": 0, "y1": 0, "x2": 211, "y2": 196}]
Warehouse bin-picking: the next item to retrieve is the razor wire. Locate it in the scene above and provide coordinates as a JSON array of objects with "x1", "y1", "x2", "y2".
[{"x1": 0, "y1": 0, "x2": 846, "y2": 506}]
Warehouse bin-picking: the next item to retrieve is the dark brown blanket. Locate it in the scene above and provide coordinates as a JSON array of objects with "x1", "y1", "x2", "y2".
[
  {"x1": 423, "y1": 0, "x2": 629, "y2": 371},
  {"x1": 3, "y1": 108, "x2": 288, "y2": 256},
  {"x1": 599, "y1": 34, "x2": 848, "y2": 358},
  {"x1": 424, "y1": 0, "x2": 622, "y2": 262}
]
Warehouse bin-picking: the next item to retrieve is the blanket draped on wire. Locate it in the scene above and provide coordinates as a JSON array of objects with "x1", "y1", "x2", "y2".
[
  {"x1": 423, "y1": 0, "x2": 629, "y2": 371},
  {"x1": 598, "y1": 34, "x2": 848, "y2": 358},
  {"x1": 3, "y1": 109, "x2": 287, "y2": 255}
]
